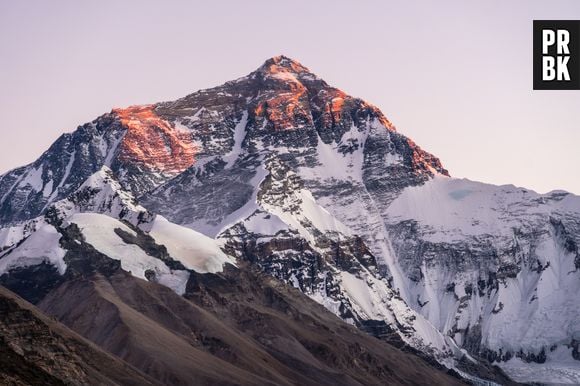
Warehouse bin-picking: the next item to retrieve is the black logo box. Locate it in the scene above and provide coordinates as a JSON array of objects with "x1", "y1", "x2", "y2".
[{"x1": 533, "y1": 20, "x2": 580, "y2": 90}]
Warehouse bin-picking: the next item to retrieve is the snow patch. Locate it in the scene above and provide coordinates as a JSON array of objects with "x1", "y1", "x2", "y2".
[
  {"x1": 46, "y1": 150, "x2": 76, "y2": 205},
  {"x1": 298, "y1": 122, "x2": 369, "y2": 183},
  {"x1": 68, "y1": 213, "x2": 189, "y2": 295},
  {"x1": 223, "y1": 111, "x2": 248, "y2": 168},
  {"x1": 148, "y1": 215, "x2": 234, "y2": 273},
  {"x1": 22, "y1": 165, "x2": 44, "y2": 192},
  {"x1": 0, "y1": 224, "x2": 66, "y2": 275}
]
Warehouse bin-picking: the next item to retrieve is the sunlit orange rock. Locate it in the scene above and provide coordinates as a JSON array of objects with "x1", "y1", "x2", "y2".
[
  {"x1": 263, "y1": 55, "x2": 310, "y2": 75},
  {"x1": 114, "y1": 105, "x2": 197, "y2": 175},
  {"x1": 262, "y1": 91, "x2": 313, "y2": 130},
  {"x1": 254, "y1": 102, "x2": 265, "y2": 117},
  {"x1": 318, "y1": 89, "x2": 348, "y2": 128},
  {"x1": 249, "y1": 56, "x2": 400, "y2": 135},
  {"x1": 256, "y1": 59, "x2": 314, "y2": 130},
  {"x1": 330, "y1": 96, "x2": 345, "y2": 121},
  {"x1": 405, "y1": 137, "x2": 448, "y2": 176}
]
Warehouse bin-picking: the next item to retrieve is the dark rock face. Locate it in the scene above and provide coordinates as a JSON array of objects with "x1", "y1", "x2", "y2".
[
  {"x1": 0, "y1": 263, "x2": 64, "y2": 304},
  {"x1": 222, "y1": 229, "x2": 371, "y2": 326},
  {"x1": 143, "y1": 157, "x2": 259, "y2": 230}
]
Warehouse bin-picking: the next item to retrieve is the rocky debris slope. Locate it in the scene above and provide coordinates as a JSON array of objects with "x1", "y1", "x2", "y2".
[
  {"x1": 35, "y1": 267, "x2": 467, "y2": 386},
  {"x1": 0, "y1": 285, "x2": 157, "y2": 385}
]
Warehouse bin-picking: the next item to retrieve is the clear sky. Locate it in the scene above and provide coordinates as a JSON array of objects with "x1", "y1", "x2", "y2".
[{"x1": 1, "y1": 0, "x2": 579, "y2": 194}]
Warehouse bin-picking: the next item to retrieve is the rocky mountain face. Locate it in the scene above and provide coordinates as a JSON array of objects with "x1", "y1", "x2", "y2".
[
  {"x1": 0, "y1": 55, "x2": 578, "y2": 384},
  {"x1": 0, "y1": 180, "x2": 465, "y2": 385},
  {"x1": 384, "y1": 177, "x2": 580, "y2": 383}
]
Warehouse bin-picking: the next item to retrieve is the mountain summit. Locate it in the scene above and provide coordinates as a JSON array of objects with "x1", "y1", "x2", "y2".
[
  {"x1": 258, "y1": 54, "x2": 312, "y2": 74},
  {"x1": 0, "y1": 55, "x2": 447, "y2": 224},
  {"x1": 1, "y1": 56, "x2": 579, "y2": 384}
]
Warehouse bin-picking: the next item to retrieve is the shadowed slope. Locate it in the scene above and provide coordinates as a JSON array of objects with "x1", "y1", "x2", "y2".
[
  {"x1": 37, "y1": 265, "x2": 466, "y2": 386},
  {"x1": 0, "y1": 285, "x2": 158, "y2": 385}
]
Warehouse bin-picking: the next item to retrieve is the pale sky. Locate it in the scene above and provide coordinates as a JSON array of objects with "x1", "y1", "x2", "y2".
[{"x1": 1, "y1": 0, "x2": 579, "y2": 194}]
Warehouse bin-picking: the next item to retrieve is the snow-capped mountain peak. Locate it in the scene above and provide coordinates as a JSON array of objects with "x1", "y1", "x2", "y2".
[{"x1": 1, "y1": 56, "x2": 578, "y2": 384}]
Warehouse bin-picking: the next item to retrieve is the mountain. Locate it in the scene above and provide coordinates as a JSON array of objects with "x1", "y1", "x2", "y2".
[
  {"x1": 0, "y1": 177, "x2": 465, "y2": 385},
  {"x1": 0, "y1": 55, "x2": 578, "y2": 384}
]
